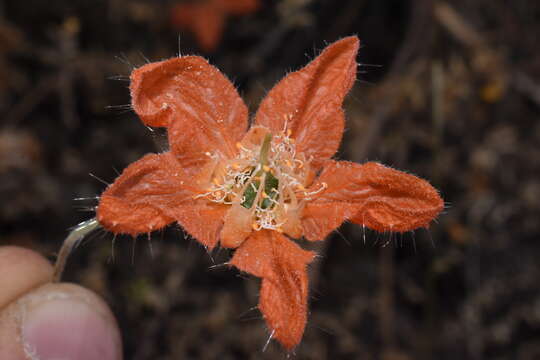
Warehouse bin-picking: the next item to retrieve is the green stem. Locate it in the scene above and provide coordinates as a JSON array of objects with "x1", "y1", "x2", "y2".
[{"x1": 53, "y1": 218, "x2": 101, "y2": 282}]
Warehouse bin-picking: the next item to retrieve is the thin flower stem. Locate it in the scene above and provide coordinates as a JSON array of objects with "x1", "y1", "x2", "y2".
[{"x1": 53, "y1": 218, "x2": 101, "y2": 282}]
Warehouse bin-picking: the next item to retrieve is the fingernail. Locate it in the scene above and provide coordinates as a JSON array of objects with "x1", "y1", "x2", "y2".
[{"x1": 22, "y1": 298, "x2": 120, "y2": 360}]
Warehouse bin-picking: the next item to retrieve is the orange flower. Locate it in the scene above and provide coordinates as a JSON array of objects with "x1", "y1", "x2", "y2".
[
  {"x1": 96, "y1": 36, "x2": 443, "y2": 350},
  {"x1": 171, "y1": 0, "x2": 260, "y2": 52}
]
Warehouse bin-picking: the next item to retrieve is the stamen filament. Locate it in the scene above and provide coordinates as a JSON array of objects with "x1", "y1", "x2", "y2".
[{"x1": 194, "y1": 129, "x2": 310, "y2": 232}]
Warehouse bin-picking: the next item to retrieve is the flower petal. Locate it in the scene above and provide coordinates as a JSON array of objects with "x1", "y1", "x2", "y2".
[
  {"x1": 238, "y1": 125, "x2": 270, "y2": 149},
  {"x1": 97, "y1": 152, "x2": 226, "y2": 248},
  {"x1": 97, "y1": 195, "x2": 174, "y2": 236},
  {"x1": 220, "y1": 203, "x2": 253, "y2": 248},
  {"x1": 259, "y1": 272, "x2": 309, "y2": 350},
  {"x1": 302, "y1": 161, "x2": 444, "y2": 240},
  {"x1": 229, "y1": 230, "x2": 272, "y2": 277},
  {"x1": 302, "y1": 201, "x2": 357, "y2": 241},
  {"x1": 130, "y1": 56, "x2": 248, "y2": 167},
  {"x1": 97, "y1": 152, "x2": 192, "y2": 235},
  {"x1": 171, "y1": 201, "x2": 228, "y2": 249},
  {"x1": 254, "y1": 36, "x2": 359, "y2": 170},
  {"x1": 171, "y1": 2, "x2": 226, "y2": 52},
  {"x1": 230, "y1": 230, "x2": 315, "y2": 349}
]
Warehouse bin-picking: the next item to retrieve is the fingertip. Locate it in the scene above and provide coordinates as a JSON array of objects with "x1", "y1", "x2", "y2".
[
  {"x1": 0, "y1": 246, "x2": 53, "y2": 310},
  {"x1": 0, "y1": 283, "x2": 122, "y2": 360}
]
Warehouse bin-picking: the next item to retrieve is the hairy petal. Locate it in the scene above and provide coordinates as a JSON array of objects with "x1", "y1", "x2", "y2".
[
  {"x1": 130, "y1": 56, "x2": 248, "y2": 169},
  {"x1": 219, "y1": 203, "x2": 253, "y2": 249},
  {"x1": 259, "y1": 271, "x2": 309, "y2": 350},
  {"x1": 239, "y1": 125, "x2": 271, "y2": 149},
  {"x1": 254, "y1": 36, "x2": 359, "y2": 170},
  {"x1": 97, "y1": 196, "x2": 174, "y2": 236},
  {"x1": 302, "y1": 161, "x2": 444, "y2": 240},
  {"x1": 302, "y1": 202, "x2": 357, "y2": 241},
  {"x1": 97, "y1": 152, "x2": 192, "y2": 235},
  {"x1": 230, "y1": 230, "x2": 314, "y2": 277},
  {"x1": 171, "y1": 201, "x2": 228, "y2": 249},
  {"x1": 230, "y1": 231, "x2": 314, "y2": 349},
  {"x1": 97, "y1": 152, "x2": 226, "y2": 248}
]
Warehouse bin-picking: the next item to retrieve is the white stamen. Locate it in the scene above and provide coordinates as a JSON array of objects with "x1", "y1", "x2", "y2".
[{"x1": 194, "y1": 129, "x2": 310, "y2": 231}]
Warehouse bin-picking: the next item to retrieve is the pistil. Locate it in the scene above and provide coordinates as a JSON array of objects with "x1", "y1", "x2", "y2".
[
  {"x1": 240, "y1": 133, "x2": 277, "y2": 210},
  {"x1": 259, "y1": 133, "x2": 272, "y2": 166}
]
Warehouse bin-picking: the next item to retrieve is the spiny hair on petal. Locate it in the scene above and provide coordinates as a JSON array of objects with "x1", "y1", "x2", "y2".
[
  {"x1": 73, "y1": 195, "x2": 100, "y2": 201},
  {"x1": 73, "y1": 194, "x2": 100, "y2": 214},
  {"x1": 74, "y1": 205, "x2": 97, "y2": 213},
  {"x1": 137, "y1": 51, "x2": 151, "y2": 64},
  {"x1": 208, "y1": 262, "x2": 230, "y2": 270},
  {"x1": 105, "y1": 103, "x2": 134, "y2": 115},
  {"x1": 331, "y1": 226, "x2": 351, "y2": 246},
  {"x1": 115, "y1": 53, "x2": 137, "y2": 70},
  {"x1": 237, "y1": 305, "x2": 260, "y2": 320},
  {"x1": 363, "y1": 227, "x2": 436, "y2": 251},
  {"x1": 89, "y1": 216, "x2": 170, "y2": 263},
  {"x1": 88, "y1": 172, "x2": 111, "y2": 186},
  {"x1": 108, "y1": 234, "x2": 117, "y2": 264},
  {"x1": 107, "y1": 74, "x2": 130, "y2": 82}
]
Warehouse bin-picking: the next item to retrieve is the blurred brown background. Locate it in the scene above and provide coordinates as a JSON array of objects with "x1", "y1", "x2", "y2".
[{"x1": 1, "y1": 0, "x2": 539, "y2": 359}]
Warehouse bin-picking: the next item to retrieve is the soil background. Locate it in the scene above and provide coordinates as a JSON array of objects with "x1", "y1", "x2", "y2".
[{"x1": 1, "y1": 0, "x2": 540, "y2": 359}]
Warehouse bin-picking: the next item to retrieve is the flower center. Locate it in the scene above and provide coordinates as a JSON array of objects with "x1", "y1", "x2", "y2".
[{"x1": 195, "y1": 128, "x2": 325, "y2": 232}]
